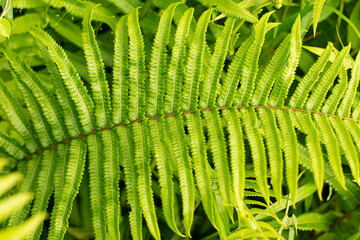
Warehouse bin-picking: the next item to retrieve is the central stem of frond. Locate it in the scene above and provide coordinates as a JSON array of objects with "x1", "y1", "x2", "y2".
[{"x1": 24, "y1": 105, "x2": 359, "y2": 161}]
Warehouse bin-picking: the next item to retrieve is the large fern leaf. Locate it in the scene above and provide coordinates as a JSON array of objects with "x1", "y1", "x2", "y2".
[{"x1": 2, "y1": 4, "x2": 360, "y2": 240}]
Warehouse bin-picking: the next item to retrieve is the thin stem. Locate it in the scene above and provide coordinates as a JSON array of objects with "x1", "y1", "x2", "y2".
[
  {"x1": 336, "y1": 0, "x2": 344, "y2": 40},
  {"x1": 325, "y1": 3, "x2": 360, "y2": 40},
  {"x1": 24, "y1": 104, "x2": 360, "y2": 161}
]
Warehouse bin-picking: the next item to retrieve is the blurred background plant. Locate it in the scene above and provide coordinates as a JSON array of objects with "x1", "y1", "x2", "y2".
[{"x1": 0, "y1": 158, "x2": 46, "y2": 240}]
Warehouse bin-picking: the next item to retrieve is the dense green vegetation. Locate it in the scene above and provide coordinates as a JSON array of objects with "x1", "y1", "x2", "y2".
[{"x1": 1, "y1": 0, "x2": 360, "y2": 239}]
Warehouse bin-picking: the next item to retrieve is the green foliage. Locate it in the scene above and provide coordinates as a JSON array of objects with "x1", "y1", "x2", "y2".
[
  {"x1": 0, "y1": 158, "x2": 46, "y2": 240},
  {"x1": 0, "y1": 0, "x2": 12, "y2": 38},
  {"x1": 1, "y1": 0, "x2": 360, "y2": 239},
  {"x1": 0, "y1": 18, "x2": 11, "y2": 38}
]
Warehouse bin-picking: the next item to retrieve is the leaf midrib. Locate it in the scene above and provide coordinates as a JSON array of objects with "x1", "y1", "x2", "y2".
[{"x1": 23, "y1": 104, "x2": 360, "y2": 161}]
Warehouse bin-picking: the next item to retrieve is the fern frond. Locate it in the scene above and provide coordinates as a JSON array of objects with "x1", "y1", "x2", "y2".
[
  {"x1": 185, "y1": 112, "x2": 224, "y2": 231},
  {"x1": 269, "y1": 15, "x2": 302, "y2": 107},
  {"x1": 289, "y1": 43, "x2": 332, "y2": 109},
  {"x1": 322, "y1": 67, "x2": 348, "y2": 114},
  {"x1": 181, "y1": 9, "x2": 212, "y2": 111},
  {"x1": 127, "y1": 8, "x2": 146, "y2": 122},
  {"x1": 295, "y1": 212, "x2": 333, "y2": 231},
  {"x1": 101, "y1": 130, "x2": 121, "y2": 239},
  {"x1": 87, "y1": 134, "x2": 107, "y2": 239},
  {"x1": 345, "y1": 121, "x2": 360, "y2": 178},
  {"x1": 203, "y1": 109, "x2": 233, "y2": 219},
  {"x1": 295, "y1": 112, "x2": 324, "y2": 199},
  {"x1": 4, "y1": 4, "x2": 360, "y2": 239},
  {"x1": 251, "y1": 35, "x2": 291, "y2": 106},
  {"x1": 222, "y1": 108, "x2": 245, "y2": 212},
  {"x1": 330, "y1": 117, "x2": 360, "y2": 185},
  {"x1": 258, "y1": 108, "x2": 283, "y2": 203},
  {"x1": 196, "y1": 0, "x2": 257, "y2": 23},
  {"x1": 190, "y1": 114, "x2": 231, "y2": 237},
  {"x1": 313, "y1": 0, "x2": 326, "y2": 35},
  {"x1": 112, "y1": 15, "x2": 129, "y2": 125},
  {"x1": 0, "y1": 78, "x2": 39, "y2": 153},
  {"x1": 163, "y1": 8, "x2": 193, "y2": 114},
  {"x1": 199, "y1": 17, "x2": 235, "y2": 109},
  {"x1": 235, "y1": 12, "x2": 274, "y2": 106},
  {"x1": 2, "y1": 49, "x2": 68, "y2": 142},
  {"x1": 83, "y1": 5, "x2": 112, "y2": 129},
  {"x1": 29, "y1": 28, "x2": 95, "y2": 135},
  {"x1": 28, "y1": 149, "x2": 56, "y2": 239},
  {"x1": 37, "y1": 41, "x2": 82, "y2": 138},
  {"x1": 0, "y1": 129, "x2": 28, "y2": 161},
  {"x1": 147, "y1": 2, "x2": 180, "y2": 117},
  {"x1": 16, "y1": 80, "x2": 54, "y2": 148},
  {"x1": 164, "y1": 115, "x2": 195, "y2": 236},
  {"x1": 244, "y1": 199, "x2": 268, "y2": 208},
  {"x1": 148, "y1": 118, "x2": 184, "y2": 236},
  {"x1": 305, "y1": 45, "x2": 351, "y2": 111},
  {"x1": 338, "y1": 51, "x2": 360, "y2": 117},
  {"x1": 117, "y1": 126, "x2": 142, "y2": 240},
  {"x1": 242, "y1": 108, "x2": 270, "y2": 204},
  {"x1": 132, "y1": 122, "x2": 161, "y2": 240},
  {"x1": 48, "y1": 139, "x2": 86, "y2": 240},
  {"x1": 276, "y1": 110, "x2": 298, "y2": 203},
  {"x1": 217, "y1": 34, "x2": 252, "y2": 107},
  {"x1": 303, "y1": 45, "x2": 354, "y2": 69},
  {"x1": 314, "y1": 103, "x2": 346, "y2": 189},
  {"x1": 53, "y1": 145, "x2": 67, "y2": 209}
]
